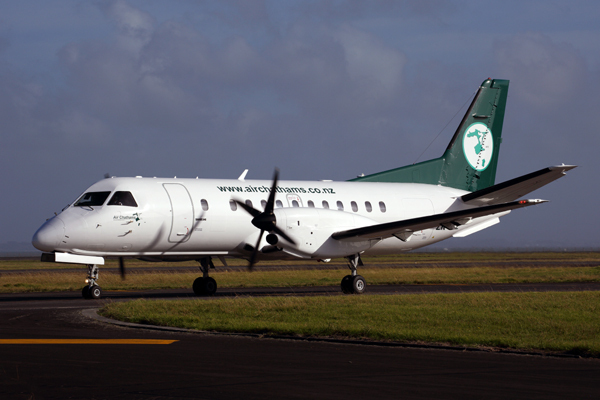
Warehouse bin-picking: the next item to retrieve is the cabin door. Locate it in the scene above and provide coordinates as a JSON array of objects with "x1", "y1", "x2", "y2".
[{"x1": 163, "y1": 183, "x2": 194, "y2": 243}]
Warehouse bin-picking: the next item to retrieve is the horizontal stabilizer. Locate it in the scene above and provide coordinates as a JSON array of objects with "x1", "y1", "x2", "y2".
[
  {"x1": 332, "y1": 199, "x2": 546, "y2": 241},
  {"x1": 461, "y1": 165, "x2": 576, "y2": 206}
]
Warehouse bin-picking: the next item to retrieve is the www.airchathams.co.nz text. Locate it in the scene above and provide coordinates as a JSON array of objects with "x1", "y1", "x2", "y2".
[{"x1": 216, "y1": 185, "x2": 336, "y2": 194}]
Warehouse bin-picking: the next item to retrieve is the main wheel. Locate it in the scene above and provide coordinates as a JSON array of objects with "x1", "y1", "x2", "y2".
[
  {"x1": 82, "y1": 285, "x2": 91, "y2": 299},
  {"x1": 341, "y1": 275, "x2": 353, "y2": 294},
  {"x1": 351, "y1": 275, "x2": 366, "y2": 294},
  {"x1": 193, "y1": 277, "x2": 205, "y2": 296},
  {"x1": 89, "y1": 285, "x2": 102, "y2": 299},
  {"x1": 204, "y1": 277, "x2": 217, "y2": 296}
]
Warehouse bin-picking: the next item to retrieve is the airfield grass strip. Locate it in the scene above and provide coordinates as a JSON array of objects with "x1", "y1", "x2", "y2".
[
  {"x1": 1, "y1": 266, "x2": 600, "y2": 293},
  {"x1": 2, "y1": 252, "x2": 600, "y2": 271},
  {"x1": 100, "y1": 292, "x2": 600, "y2": 356}
]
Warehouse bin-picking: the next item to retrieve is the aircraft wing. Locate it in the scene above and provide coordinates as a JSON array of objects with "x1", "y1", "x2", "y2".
[
  {"x1": 461, "y1": 165, "x2": 576, "y2": 206},
  {"x1": 331, "y1": 199, "x2": 546, "y2": 241}
]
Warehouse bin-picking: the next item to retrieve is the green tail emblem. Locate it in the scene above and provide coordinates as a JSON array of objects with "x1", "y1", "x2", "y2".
[{"x1": 463, "y1": 122, "x2": 493, "y2": 171}]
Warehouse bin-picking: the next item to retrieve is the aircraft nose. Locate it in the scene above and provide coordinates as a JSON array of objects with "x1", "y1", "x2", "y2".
[{"x1": 32, "y1": 217, "x2": 64, "y2": 252}]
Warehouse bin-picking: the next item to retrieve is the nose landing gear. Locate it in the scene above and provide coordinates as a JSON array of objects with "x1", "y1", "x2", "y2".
[{"x1": 82, "y1": 264, "x2": 102, "y2": 299}]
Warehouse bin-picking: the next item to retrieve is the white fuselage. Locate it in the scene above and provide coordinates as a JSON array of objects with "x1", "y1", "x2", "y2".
[{"x1": 32, "y1": 176, "x2": 501, "y2": 262}]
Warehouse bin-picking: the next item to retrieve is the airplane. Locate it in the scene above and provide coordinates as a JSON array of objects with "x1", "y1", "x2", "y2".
[{"x1": 32, "y1": 78, "x2": 575, "y2": 299}]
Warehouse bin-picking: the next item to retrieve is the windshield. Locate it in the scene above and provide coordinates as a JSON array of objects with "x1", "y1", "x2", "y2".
[
  {"x1": 107, "y1": 191, "x2": 138, "y2": 207},
  {"x1": 74, "y1": 191, "x2": 111, "y2": 207}
]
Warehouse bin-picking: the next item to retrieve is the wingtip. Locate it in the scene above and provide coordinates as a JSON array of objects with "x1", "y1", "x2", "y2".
[
  {"x1": 550, "y1": 164, "x2": 577, "y2": 171},
  {"x1": 521, "y1": 199, "x2": 548, "y2": 205}
]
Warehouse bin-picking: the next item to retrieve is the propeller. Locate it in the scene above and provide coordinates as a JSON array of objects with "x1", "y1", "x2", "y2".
[{"x1": 234, "y1": 168, "x2": 296, "y2": 270}]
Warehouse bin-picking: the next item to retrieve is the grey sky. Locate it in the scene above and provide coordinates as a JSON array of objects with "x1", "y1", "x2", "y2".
[{"x1": 1, "y1": 0, "x2": 598, "y2": 251}]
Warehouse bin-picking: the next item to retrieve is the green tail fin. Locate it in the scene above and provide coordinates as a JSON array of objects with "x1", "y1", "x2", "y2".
[{"x1": 351, "y1": 78, "x2": 509, "y2": 192}]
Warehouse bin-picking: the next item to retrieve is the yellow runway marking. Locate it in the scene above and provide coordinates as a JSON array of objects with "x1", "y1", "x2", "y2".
[{"x1": 0, "y1": 339, "x2": 178, "y2": 344}]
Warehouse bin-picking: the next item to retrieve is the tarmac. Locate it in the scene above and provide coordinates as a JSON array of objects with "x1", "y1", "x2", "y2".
[{"x1": 1, "y1": 282, "x2": 600, "y2": 399}]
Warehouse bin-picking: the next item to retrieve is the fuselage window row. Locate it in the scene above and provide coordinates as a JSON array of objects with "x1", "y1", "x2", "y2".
[{"x1": 231, "y1": 199, "x2": 387, "y2": 213}]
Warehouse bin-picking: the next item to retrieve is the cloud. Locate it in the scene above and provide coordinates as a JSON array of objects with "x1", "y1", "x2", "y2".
[
  {"x1": 210, "y1": 0, "x2": 277, "y2": 35},
  {"x1": 495, "y1": 32, "x2": 587, "y2": 108},
  {"x1": 297, "y1": 0, "x2": 450, "y2": 19},
  {"x1": 333, "y1": 25, "x2": 406, "y2": 101},
  {"x1": 98, "y1": 0, "x2": 155, "y2": 55},
  {"x1": 49, "y1": 1, "x2": 409, "y2": 148},
  {"x1": 260, "y1": 22, "x2": 407, "y2": 123}
]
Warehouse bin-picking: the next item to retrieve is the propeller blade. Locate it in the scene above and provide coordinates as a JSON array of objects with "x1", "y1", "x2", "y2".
[
  {"x1": 264, "y1": 168, "x2": 279, "y2": 214},
  {"x1": 272, "y1": 226, "x2": 296, "y2": 246},
  {"x1": 248, "y1": 230, "x2": 265, "y2": 271},
  {"x1": 234, "y1": 199, "x2": 262, "y2": 218},
  {"x1": 119, "y1": 257, "x2": 126, "y2": 279}
]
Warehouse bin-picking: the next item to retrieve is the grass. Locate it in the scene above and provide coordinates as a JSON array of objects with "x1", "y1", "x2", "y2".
[
  {"x1": 1, "y1": 265, "x2": 600, "y2": 293},
  {"x1": 100, "y1": 292, "x2": 600, "y2": 356},
  {"x1": 3, "y1": 251, "x2": 600, "y2": 270}
]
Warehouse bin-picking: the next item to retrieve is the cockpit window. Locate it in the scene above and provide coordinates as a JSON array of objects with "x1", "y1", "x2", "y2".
[
  {"x1": 107, "y1": 191, "x2": 138, "y2": 207},
  {"x1": 74, "y1": 192, "x2": 111, "y2": 207}
]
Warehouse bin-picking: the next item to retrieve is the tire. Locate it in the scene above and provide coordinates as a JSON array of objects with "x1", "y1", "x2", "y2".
[
  {"x1": 341, "y1": 275, "x2": 353, "y2": 294},
  {"x1": 204, "y1": 277, "x2": 217, "y2": 296},
  {"x1": 82, "y1": 286, "x2": 91, "y2": 299},
  {"x1": 89, "y1": 285, "x2": 102, "y2": 299},
  {"x1": 193, "y1": 277, "x2": 205, "y2": 296},
  {"x1": 351, "y1": 275, "x2": 366, "y2": 294}
]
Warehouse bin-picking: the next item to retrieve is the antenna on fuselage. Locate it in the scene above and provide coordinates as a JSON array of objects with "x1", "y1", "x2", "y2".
[{"x1": 238, "y1": 169, "x2": 249, "y2": 181}]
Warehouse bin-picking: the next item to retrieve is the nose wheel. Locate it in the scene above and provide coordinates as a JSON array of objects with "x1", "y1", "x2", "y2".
[{"x1": 82, "y1": 284, "x2": 102, "y2": 299}]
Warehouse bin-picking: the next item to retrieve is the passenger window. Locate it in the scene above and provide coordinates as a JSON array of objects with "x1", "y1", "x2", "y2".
[
  {"x1": 379, "y1": 201, "x2": 387, "y2": 213},
  {"x1": 365, "y1": 201, "x2": 372, "y2": 212},
  {"x1": 322, "y1": 200, "x2": 329, "y2": 209},
  {"x1": 201, "y1": 199, "x2": 209, "y2": 211},
  {"x1": 261, "y1": 200, "x2": 267, "y2": 209},
  {"x1": 245, "y1": 199, "x2": 253, "y2": 208},
  {"x1": 307, "y1": 200, "x2": 315, "y2": 208},
  {"x1": 276, "y1": 200, "x2": 283, "y2": 208},
  {"x1": 337, "y1": 201, "x2": 344, "y2": 211},
  {"x1": 229, "y1": 200, "x2": 237, "y2": 211},
  {"x1": 75, "y1": 191, "x2": 111, "y2": 207},
  {"x1": 351, "y1": 201, "x2": 358, "y2": 212},
  {"x1": 292, "y1": 200, "x2": 299, "y2": 207}
]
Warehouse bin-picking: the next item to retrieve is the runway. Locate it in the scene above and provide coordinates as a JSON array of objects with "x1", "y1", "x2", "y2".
[{"x1": 1, "y1": 284, "x2": 599, "y2": 399}]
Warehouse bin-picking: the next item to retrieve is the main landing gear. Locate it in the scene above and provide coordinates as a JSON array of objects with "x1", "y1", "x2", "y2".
[
  {"x1": 341, "y1": 254, "x2": 366, "y2": 294},
  {"x1": 82, "y1": 264, "x2": 102, "y2": 299},
  {"x1": 193, "y1": 257, "x2": 217, "y2": 296}
]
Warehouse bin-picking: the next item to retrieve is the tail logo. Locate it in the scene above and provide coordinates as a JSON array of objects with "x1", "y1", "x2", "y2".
[{"x1": 462, "y1": 122, "x2": 494, "y2": 171}]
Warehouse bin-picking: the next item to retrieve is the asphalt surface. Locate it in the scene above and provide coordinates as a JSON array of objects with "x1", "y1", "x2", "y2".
[{"x1": 1, "y1": 284, "x2": 600, "y2": 399}]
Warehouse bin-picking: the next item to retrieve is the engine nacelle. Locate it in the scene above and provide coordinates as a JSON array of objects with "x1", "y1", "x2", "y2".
[{"x1": 272, "y1": 208, "x2": 380, "y2": 259}]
